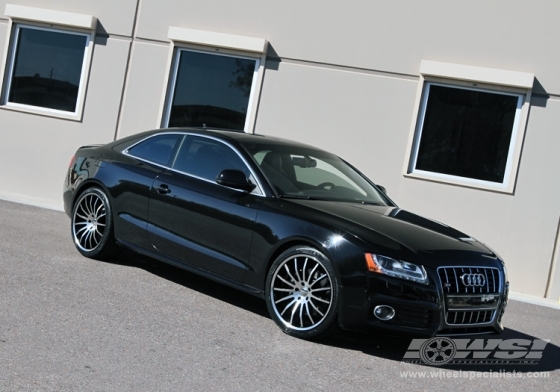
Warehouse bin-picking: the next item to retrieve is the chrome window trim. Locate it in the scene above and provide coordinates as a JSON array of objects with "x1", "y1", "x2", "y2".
[{"x1": 122, "y1": 131, "x2": 266, "y2": 197}]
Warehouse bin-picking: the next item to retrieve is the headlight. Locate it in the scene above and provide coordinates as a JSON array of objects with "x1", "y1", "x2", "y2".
[{"x1": 364, "y1": 254, "x2": 429, "y2": 285}]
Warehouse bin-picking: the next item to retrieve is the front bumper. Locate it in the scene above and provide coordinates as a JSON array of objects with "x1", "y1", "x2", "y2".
[{"x1": 338, "y1": 270, "x2": 508, "y2": 337}]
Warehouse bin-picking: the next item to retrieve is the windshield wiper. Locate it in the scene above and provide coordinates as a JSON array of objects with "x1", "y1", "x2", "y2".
[{"x1": 279, "y1": 194, "x2": 319, "y2": 200}]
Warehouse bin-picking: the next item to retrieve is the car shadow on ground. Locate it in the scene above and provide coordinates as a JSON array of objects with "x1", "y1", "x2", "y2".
[
  {"x1": 110, "y1": 250, "x2": 270, "y2": 318},
  {"x1": 109, "y1": 251, "x2": 560, "y2": 373}
]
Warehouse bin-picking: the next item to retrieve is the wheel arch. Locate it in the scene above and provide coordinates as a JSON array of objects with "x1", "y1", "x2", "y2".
[
  {"x1": 72, "y1": 179, "x2": 112, "y2": 211},
  {"x1": 264, "y1": 237, "x2": 341, "y2": 285}
]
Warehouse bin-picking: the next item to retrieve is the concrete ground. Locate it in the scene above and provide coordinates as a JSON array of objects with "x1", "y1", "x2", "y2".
[{"x1": 0, "y1": 199, "x2": 559, "y2": 391}]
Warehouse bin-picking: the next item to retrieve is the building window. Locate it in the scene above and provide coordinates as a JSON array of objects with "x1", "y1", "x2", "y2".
[
  {"x1": 404, "y1": 60, "x2": 534, "y2": 193},
  {"x1": 410, "y1": 83, "x2": 523, "y2": 184},
  {"x1": 3, "y1": 24, "x2": 91, "y2": 114},
  {"x1": 163, "y1": 49, "x2": 259, "y2": 132}
]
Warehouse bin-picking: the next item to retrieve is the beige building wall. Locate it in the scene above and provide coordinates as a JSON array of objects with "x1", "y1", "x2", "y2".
[
  {"x1": 0, "y1": 0, "x2": 137, "y2": 206},
  {"x1": 0, "y1": 0, "x2": 559, "y2": 299}
]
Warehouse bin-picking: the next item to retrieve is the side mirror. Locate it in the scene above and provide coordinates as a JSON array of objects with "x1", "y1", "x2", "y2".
[
  {"x1": 376, "y1": 184, "x2": 387, "y2": 194},
  {"x1": 216, "y1": 169, "x2": 256, "y2": 192}
]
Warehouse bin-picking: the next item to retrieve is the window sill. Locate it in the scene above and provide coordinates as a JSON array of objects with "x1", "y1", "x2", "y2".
[
  {"x1": 0, "y1": 103, "x2": 82, "y2": 122},
  {"x1": 404, "y1": 171, "x2": 515, "y2": 194}
]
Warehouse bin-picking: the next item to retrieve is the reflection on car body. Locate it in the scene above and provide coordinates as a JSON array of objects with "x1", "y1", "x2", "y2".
[{"x1": 64, "y1": 128, "x2": 509, "y2": 339}]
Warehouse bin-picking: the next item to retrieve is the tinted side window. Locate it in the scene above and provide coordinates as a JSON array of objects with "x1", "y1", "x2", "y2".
[
  {"x1": 173, "y1": 136, "x2": 250, "y2": 181},
  {"x1": 127, "y1": 134, "x2": 183, "y2": 166}
]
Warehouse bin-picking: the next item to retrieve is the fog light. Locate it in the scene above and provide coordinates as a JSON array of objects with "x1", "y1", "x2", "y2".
[{"x1": 373, "y1": 305, "x2": 395, "y2": 321}]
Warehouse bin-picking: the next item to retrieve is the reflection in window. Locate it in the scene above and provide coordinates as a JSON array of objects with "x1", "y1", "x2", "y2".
[
  {"x1": 412, "y1": 83, "x2": 522, "y2": 183},
  {"x1": 294, "y1": 158, "x2": 366, "y2": 196},
  {"x1": 127, "y1": 134, "x2": 183, "y2": 166},
  {"x1": 165, "y1": 50, "x2": 258, "y2": 131},
  {"x1": 243, "y1": 142, "x2": 388, "y2": 204},
  {"x1": 173, "y1": 136, "x2": 250, "y2": 181},
  {"x1": 5, "y1": 25, "x2": 89, "y2": 112}
]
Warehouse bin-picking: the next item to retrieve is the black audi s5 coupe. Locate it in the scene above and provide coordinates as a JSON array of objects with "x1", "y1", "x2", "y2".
[{"x1": 63, "y1": 128, "x2": 509, "y2": 339}]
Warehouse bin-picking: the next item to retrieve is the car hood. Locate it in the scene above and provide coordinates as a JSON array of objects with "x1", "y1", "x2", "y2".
[{"x1": 288, "y1": 200, "x2": 497, "y2": 266}]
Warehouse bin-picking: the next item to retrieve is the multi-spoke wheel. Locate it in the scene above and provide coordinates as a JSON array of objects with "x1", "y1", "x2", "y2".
[
  {"x1": 71, "y1": 187, "x2": 119, "y2": 260},
  {"x1": 265, "y1": 246, "x2": 339, "y2": 339}
]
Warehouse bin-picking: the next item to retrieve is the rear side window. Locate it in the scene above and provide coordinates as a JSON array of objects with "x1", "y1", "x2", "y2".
[
  {"x1": 127, "y1": 134, "x2": 183, "y2": 166},
  {"x1": 173, "y1": 136, "x2": 250, "y2": 180}
]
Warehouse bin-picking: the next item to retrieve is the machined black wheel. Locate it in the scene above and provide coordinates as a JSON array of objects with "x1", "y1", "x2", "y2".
[
  {"x1": 71, "y1": 187, "x2": 119, "y2": 260},
  {"x1": 265, "y1": 246, "x2": 339, "y2": 339}
]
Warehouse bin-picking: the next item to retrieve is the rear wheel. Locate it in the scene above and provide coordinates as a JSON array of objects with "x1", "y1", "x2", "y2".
[
  {"x1": 265, "y1": 246, "x2": 340, "y2": 339},
  {"x1": 71, "y1": 187, "x2": 119, "y2": 260}
]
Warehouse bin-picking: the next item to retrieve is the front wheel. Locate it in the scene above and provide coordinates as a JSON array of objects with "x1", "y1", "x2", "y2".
[
  {"x1": 265, "y1": 246, "x2": 340, "y2": 339},
  {"x1": 71, "y1": 187, "x2": 119, "y2": 260}
]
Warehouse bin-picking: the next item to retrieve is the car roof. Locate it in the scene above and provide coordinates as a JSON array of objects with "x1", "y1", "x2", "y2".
[{"x1": 131, "y1": 127, "x2": 323, "y2": 151}]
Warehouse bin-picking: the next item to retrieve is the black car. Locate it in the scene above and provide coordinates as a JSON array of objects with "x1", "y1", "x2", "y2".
[{"x1": 63, "y1": 128, "x2": 509, "y2": 339}]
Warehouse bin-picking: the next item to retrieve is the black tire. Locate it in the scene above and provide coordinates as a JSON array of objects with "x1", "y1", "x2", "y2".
[
  {"x1": 265, "y1": 246, "x2": 340, "y2": 339},
  {"x1": 71, "y1": 187, "x2": 119, "y2": 260}
]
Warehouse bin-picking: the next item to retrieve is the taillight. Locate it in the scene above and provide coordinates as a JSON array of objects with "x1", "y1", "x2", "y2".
[{"x1": 68, "y1": 155, "x2": 76, "y2": 168}]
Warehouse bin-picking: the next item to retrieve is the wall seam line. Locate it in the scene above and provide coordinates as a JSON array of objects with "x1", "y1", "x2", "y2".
[
  {"x1": 270, "y1": 57, "x2": 419, "y2": 81},
  {"x1": 113, "y1": 0, "x2": 142, "y2": 141},
  {"x1": 544, "y1": 215, "x2": 560, "y2": 298}
]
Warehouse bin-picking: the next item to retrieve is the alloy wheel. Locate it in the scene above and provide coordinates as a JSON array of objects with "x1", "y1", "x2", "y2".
[
  {"x1": 72, "y1": 191, "x2": 107, "y2": 252},
  {"x1": 269, "y1": 254, "x2": 333, "y2": 331}
]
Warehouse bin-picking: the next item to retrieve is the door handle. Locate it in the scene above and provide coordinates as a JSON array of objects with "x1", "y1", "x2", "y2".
[{"x1": 155, "y1": 184, "x2": 171, "y2": 195}]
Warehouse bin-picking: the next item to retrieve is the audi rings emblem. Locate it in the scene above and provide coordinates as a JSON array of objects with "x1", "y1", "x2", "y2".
[{"x1": 460, "y1": 273, "x2": 486, "y2": 287}]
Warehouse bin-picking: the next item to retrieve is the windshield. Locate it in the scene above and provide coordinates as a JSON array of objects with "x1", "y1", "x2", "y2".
[{"x1": 241, "y1": 141, "x2": 389, "y2": 205}]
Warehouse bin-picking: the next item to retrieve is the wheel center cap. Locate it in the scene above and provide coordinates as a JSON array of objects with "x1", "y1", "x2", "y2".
[{"x1": 85, "y1": 214, "x2": 97, "y2": 230}]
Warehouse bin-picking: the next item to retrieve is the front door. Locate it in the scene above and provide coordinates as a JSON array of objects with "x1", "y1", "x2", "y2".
[{"x1": 147, "y1": 135, "x2": 263, "y2": 282}]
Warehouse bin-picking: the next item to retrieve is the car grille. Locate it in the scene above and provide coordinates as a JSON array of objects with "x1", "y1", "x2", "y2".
[
  {"x1": 446, "y1": 310, "x2": 495, "y2": 325},
  {"x1": 438, "y1": 266, "x2": 502, "y2": 328},
  {"x1": 438, "y1": 267, "x2": 500, "y2": 294}
]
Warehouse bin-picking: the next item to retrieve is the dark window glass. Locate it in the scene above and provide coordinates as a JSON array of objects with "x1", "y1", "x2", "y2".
[
  {"x1": 7, "y1": 26, "x2": 88, "y2": 112},
  {"x1": 242, "y1": 141, "x2": 388, "y2": 205},
  {"x1": 128, "y1": 134, "x2": 183, "y2": 166},
  {"x1": 173, "y1": 136, "x2": 249, "y2": 181},
  {"x1": 167, "y1": 50, "x2": 256, "y2": 130},
  {"x1": 415, "y1": 84, "x2": 520, "y2": 183}
]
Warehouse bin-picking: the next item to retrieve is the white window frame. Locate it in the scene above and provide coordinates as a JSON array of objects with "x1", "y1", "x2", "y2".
[
  {"x1": 160, "y1": 27, "x2": 267, "y2": 134},
  {"x1": 162, "y1": 47, "x2": 261, "y2": 133},
  {"x1": 0, "y1": 4, "x2": 96, "y2": 121},
  {"x1": 403, "y1": 60, "x2": 534, "y2": 194}
]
